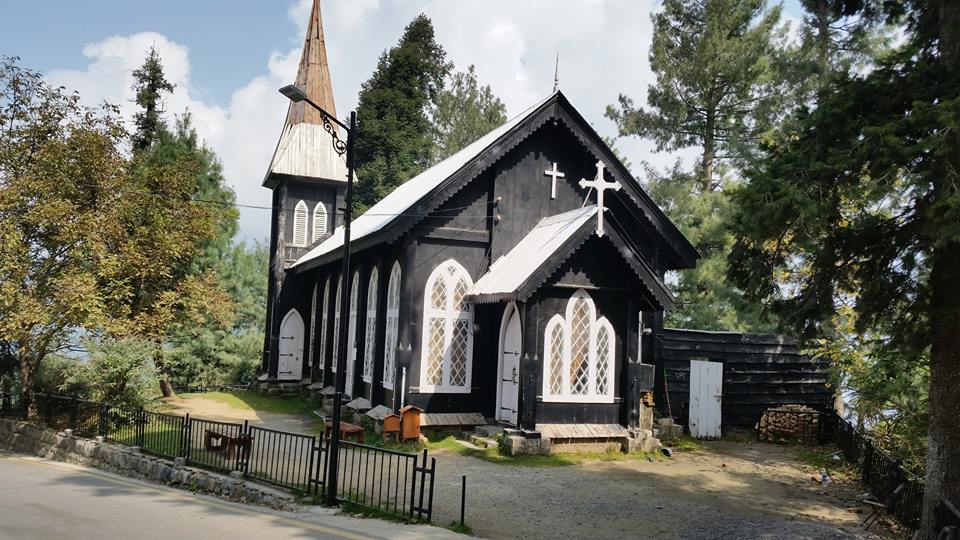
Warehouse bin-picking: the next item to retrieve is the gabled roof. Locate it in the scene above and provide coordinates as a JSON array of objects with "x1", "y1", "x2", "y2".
[
  {"x1": 470, "y1": 206, "x2": 597, "y2": 300},
  {"x1": 291, "y1": 91, "x2": 699, "y2": 271},
  {"x1": 469, "y1": 205, "x2": 676, "y2": 309},
  {"x1": 264, "y1": 0, "x2": 348, "y2": 187}
]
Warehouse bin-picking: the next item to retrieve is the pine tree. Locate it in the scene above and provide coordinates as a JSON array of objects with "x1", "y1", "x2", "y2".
[
  {"x1": 606, "y1": 0, "x2": 782, "y2": 191},
  {"x1": 130, "y1": 47, "x2": 175, "y2": 152},
  {"x1": 353, "y1": 14, "x2": 451, "y2": 210},
  {"x1": 429, "y1": 65, "x2": 506, "y2": 163}
]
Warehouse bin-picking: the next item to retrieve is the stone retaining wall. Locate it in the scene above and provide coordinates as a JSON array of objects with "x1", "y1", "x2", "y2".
[{"x1": 0, "y1": 418, "x2": 296, "y2": 509}]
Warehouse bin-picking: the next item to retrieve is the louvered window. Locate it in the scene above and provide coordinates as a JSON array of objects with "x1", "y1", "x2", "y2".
[
  {"x1": 542, "y1": 289, "x2": 615, "y2": 403},
  {"x1": 292, "y1": 200, "x2": 308, "y2": 246},
  {"x1": 383, "y1": 262, "x2": 401, "y2": 390},
  {"x1": 362, "y1": 267, "x2": 378, "y2": 383},
  {"x1": 312, "y1": 202, "x2": 327, "y2": 242},
  {"x1": 419, "y1": 259, "x2": 473, "y2": 393}
]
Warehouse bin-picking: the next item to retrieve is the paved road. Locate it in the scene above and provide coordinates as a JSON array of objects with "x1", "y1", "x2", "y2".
[{"x1": 0, "y1": 453, "x2": 463, "y2": 540}]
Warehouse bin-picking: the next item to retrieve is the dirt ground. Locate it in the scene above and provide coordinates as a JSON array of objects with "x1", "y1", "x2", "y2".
[
  {"x1": 162, "y1": 395, "x2": 320, "y2": 437},
  {"x1": 429, "y1": 441, "x2": 895, "y2": 540}
]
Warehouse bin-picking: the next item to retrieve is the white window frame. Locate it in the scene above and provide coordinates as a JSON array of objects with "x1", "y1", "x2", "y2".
[
  {"x1": 331, "y1": 276, "x2": 341, "y2": 372},
  {"x1": 292, "y1": 200, "x2": 308, "y2": 246},
  {"x1": 541, "y1": 289, "x2": 616, "y2": 404},
  {"x1": 383, "y1": 262, "x2": 401, "y2": 390},
  {"x1": 419, "y1": 259, "x2": 474, "y2": 394},
  {"x1": 362, "y1": 267, "x2": 379, "y2": 383},
  {"x1": 345, "y1": 270, "x2": 360, "y2": 397},
  {"x1": 318, "y1": 278, "x2": 329, "y2": 372},
  {"x1": 312, "y1": 202, "x2": 327, "y2": 242}
]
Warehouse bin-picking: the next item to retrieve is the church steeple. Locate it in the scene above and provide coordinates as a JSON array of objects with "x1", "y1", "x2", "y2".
[
  {"x1": 285, "y1": 0, "x2": 337, "y2": 125},
  {"x1": 263, "y1": 0, "x2": 347, "y2": 187}
]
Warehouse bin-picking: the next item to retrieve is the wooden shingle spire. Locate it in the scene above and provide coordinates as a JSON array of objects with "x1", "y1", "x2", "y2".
[{"x1": 286, "y1": 0, "x2": 337, "y2": 125}]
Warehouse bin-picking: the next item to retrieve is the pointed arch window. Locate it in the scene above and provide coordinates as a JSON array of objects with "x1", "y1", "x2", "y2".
[
  {"x1": 383, "y1": 262, "x2": 401, "y2": 390},
  {"x1": 362, "y1": 267, "x2": 379, "y2": 383},
  {"x1": 331, "y1": 276, "x2": 341, "y2": 373},
  {"x1": 308, "y1": 284, "x2": 318, "y2": 369},
  {"x1": 318, "y1": 278, "x2": 329, "y2": 372},
  {"x1": 345, "y1": 270, "x2": 360, "y2": 397},
  {"x1": 420, "y1": 259, "x2": 474, "y2": 393},
  {"x1": 312, "y1": 202, "x2": 327, "y2": 242},
  {"x1": 542, "y1": 289, "x2": 615, "y2": 403},
  {"x1": 292, "y1": 200, "x2": 308, "y2": 246}
]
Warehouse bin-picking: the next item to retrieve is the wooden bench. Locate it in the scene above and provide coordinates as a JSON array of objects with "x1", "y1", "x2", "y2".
[
  {"x1": 324, "y1": 420, "x2": 365, "y2": 444},
  {"x1": 203, "y1": 429, "x2": 253, "y2": 461}
]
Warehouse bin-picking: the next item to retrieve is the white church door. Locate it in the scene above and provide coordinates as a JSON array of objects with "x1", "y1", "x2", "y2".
[
  {"x1": 497, "y1": 304, "x2": 521, "y2": 425},
  {"x1": 689, "y1": 359, "x2": 723, "y2": 439},
  {"x1": 278, "y1": 309, "x2": 305, "y2": 381}
]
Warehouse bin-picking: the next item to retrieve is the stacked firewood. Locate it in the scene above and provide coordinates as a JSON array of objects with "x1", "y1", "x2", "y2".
[{"x1": 758, "y1": 404, "x2": 820, "y2": 444}]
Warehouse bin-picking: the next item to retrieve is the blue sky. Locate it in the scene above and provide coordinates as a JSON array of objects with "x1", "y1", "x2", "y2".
[{"x1": 2, "y1": 0, "x2": 805, "y2": 241}]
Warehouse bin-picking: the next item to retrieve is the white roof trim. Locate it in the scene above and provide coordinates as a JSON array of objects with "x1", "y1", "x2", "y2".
[
  {"x1": 291, "y1": 92, "x2": 557, "y2": 268},
  {"x1": 469, "y1": 206, "x2": 598, "y2": 300}
]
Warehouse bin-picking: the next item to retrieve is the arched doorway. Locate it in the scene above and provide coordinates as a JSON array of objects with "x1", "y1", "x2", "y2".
[
  {"x1": 278, "y1": 309, "x2": 305, "y2": 380},
  {"x1": 496, "y1": 303, "x2": 522, "y2": 425}
]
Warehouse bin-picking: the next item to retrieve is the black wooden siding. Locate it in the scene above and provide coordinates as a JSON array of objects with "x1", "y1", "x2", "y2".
[{"x1": 654, "y1": 328, "x2": 833, "y2": 430}]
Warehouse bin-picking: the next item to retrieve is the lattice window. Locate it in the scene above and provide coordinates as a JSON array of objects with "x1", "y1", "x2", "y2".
[
  {"x1": 419, "y1": 259, "x2": 474, "y2": 393},
  {"x1": 362, "y1": 267, "x2": 378, "y2": 383},
  {"x1": 312, "y1": 202, "x2": 327, "y2": 242},
  {"x1": 331, "y1": 277, "x2": 341, "y2": 372},
  {"x1": 292, "y1": 200, "x2": 308, "y2": 246},
  {"x1": 383, "y1": 263, "x2": 401, "y2": 389},
  {"x1": 541, "y1": 289, "x2": 616, "y2": 403},
  {"x1": 345, "y1": 271, "x2": 360, "y2": 397},
  {"x1": 318, "y1": 278, "x2": 329, "y2": 372}
]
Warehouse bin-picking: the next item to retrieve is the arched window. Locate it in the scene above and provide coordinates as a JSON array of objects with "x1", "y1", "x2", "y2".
[
  {"x1": 345, "y1": 270, "x2": 360, "y2": 396},
  {"x1": 363, "y1": 267, "x2": 379, "y2": 383},
  {"x1": 318, "y1": 278, "x2": 329, "y2": 372},
  {"x1": 542, "y1": 289, "x2": 615, "y2": 403},
  {"x1": 312, "y1": 202, "x2": 327, "y2": 242},
  {"x1": 331, "y1": 276, "x2": 341, "y2": 373},
  {"x1": 420, "y1": 259, "x2": 473, "y2": 393},
  {"x1": 383, "y1": 262, "x2": 401, "y2": 390},
  {"x1": 292, "y1": 200, "x2": 308, "y2": 246}
]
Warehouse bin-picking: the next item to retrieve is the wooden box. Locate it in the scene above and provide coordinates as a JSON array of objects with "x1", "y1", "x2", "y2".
[
  {"x1": 399, "y1": 405, "x2": 423, "y2": 441},
  {"x1": 383, "y1": 413, "x2": 401, "y2": 440}
]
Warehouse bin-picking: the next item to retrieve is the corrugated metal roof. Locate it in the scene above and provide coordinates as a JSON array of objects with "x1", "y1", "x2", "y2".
[
  {"x1": 469, "y1": 206, "x2": 598, "y2": 301},
  {"x1": 290, "y1": 92, "x2": 557, "y2": 268}
]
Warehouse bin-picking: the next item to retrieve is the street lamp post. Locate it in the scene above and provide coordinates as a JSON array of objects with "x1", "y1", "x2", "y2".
[{"x1": 279, "y1": 84, "x2": 355, "y2": 507}]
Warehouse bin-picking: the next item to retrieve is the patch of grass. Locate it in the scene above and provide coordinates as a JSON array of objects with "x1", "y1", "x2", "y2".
[
  {"x1": 444, "y1": 520, "x2": 474, "y2": 535},
  {"x1": 671, "y1": 436, "x2": 706, "y2": 452},
  {"x1": 339, "y1": 500, "x2": 420, "y2": 524},
  {"x1": 176, "y1": 391, "x2": 315, "y2": 416},
  {"x1": 425, "y1": 435, "x2": 666, "y2": 467},
  {"x1": 796, "y1": 445, "x2": 856, "y2": 481}
]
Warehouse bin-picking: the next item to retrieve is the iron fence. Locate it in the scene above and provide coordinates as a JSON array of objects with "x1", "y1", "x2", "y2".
[
  {"x1": 0, "y1": 390, "x2": 438, "y2": 521},
  {"x1": 938, "y1": 499, "x2": 960, "y2": 540}
]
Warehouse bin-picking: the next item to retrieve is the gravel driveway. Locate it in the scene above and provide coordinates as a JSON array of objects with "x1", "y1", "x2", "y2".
[{"x1": 428, "y1": 441, "x2": 890, "y2": 540}]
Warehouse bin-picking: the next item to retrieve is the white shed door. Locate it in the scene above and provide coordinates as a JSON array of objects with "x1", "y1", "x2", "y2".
[
  {"x1": 497, "y1": 307, "x2": 521, "y2": 425},
  {"x1": 278, "y1": 310, "x2": 304, "y2": 381},
  {"x1": 689, "y1": 360, "x2": 722, "y2": 439}
]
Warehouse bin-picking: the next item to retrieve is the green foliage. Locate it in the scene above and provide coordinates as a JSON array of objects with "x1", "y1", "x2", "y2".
[
  {"x1": 61, "y1": 336, "x2": 162, "y2": 409},
  {"x1": 354, "y1": 14, "x2": 452, "y2": 210},
  {"x1": 131, "y1": 46, "x2": 175, "y2": 152},
  {"x1": 607, "y1": 0, "x2": 784, "y2": 189},
  {"x1": 429, "y1": 65, "x2": 506, "y2": 163}
]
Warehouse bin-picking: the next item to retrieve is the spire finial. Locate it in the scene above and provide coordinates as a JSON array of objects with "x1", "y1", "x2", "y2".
[{"x1": 552, "y1": 52, "x2": 560, "y2": 93}]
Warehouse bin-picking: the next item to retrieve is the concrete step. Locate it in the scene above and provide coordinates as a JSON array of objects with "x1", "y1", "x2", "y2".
[
  {"x1": 475, "y1": 425, "x2": 505, "y2": 438},
  {"x1": 468, "y1": 434, "x2": 500, "y2": 449}
]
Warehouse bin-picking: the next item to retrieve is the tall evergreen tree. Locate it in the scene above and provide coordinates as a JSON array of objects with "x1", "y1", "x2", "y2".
[
  {"x1": 429, "y1": 65, "x2": 506, "y2": 163},
  {"x1": 727, "y1": 0, "x2": 960, "y2": 533},
  {"x1": 130, "y1": 47, "x2": 175, "y2": 152},
  {"x1": 354, "y1": 14, "x2": 451, "y2": 209},
  {"x1": 606, "y1": 0, "x2": 782, "y2": 190}
]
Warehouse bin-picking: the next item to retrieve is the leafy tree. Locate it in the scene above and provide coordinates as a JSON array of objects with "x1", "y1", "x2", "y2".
[
  {"x1": 727, "y1": 0, "x2": 960, "y2": 532},
  {"x1": 429, "y1": 65, "x2": 506, "y2": 163},
  {"x1": 131, "y1": 46, "x2": 175, "y2": 152},
  {"x1": 61, "y1": 336, "x2": 161, "y2": 409},
  {"x1": 354, "y1": 14, "x2": 451, "y2": 209},
  {"x1": 0, "y1": 58, "x2": 127, "y2": 418},
  {"x1": 606, "y1": 0, "x2": 783, "y2": 190}
]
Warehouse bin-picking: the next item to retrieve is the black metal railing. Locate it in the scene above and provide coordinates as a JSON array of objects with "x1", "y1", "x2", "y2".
[
  {"x1": 938, "y1": 499, "x2": 960, "y2": 540},
  {"x1": 0, "y1": 390, "x2": 438, "y2": 521}
]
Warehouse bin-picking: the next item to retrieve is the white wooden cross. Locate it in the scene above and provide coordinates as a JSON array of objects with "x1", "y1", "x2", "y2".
[
  {"x1": 578, "y1": 160, "x2": 622, "y2": 237},
  {"x1": 544, "y1": 162, "x2": 565, "y2": 199}
]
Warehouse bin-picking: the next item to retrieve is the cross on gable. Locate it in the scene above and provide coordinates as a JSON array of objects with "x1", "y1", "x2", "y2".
[
  {"x1": 578, "y1": 160, "x2": 622, "y2": 237},
  {"x1": 544, "y1": 162, "x2": 565, "y2": 200}
]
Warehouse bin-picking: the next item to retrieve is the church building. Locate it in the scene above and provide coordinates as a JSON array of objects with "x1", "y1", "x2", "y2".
[{"x1": 261, "y1": 1, "x2": 832, "y2": 444}]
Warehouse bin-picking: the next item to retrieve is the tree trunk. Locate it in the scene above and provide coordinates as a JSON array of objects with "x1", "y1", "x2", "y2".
[
  {"x1": 816, "y1": 0, "x2": 830, "y2": 89},
  {"x1": 153, "y1": 345, "x2": 176, "y2": 399},
  {"x1": 18, "y1": 352, "x2": 37, "y2": 420}
]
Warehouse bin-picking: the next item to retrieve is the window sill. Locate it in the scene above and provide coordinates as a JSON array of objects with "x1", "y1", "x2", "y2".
[
  {"x1": 411, "y1": 386, "x2": 472, "y2": 394},
  {"x1": 538, "y1": 395, "x2": 616, "y2": 405}
]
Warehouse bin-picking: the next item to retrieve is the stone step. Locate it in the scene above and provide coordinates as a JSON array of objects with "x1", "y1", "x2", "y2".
[
  {"x1": 468, "y1": 434, "x2": 500, "y2": 449},
  {"x1": 475, "y1": 425, "x2": 505, "y2": 438}
]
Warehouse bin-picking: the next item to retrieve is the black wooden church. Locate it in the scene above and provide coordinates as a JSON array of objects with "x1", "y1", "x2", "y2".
[{"x1": 261, "y1": 1, "x2": 832, "y2": 441}]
